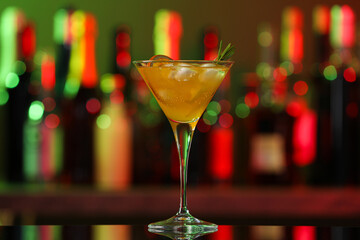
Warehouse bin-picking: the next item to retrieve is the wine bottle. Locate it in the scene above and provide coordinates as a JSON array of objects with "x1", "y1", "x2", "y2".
[
  {"x1": 94, "y1": 26, "x2": 133, "y2": 190},
  {"x1": 311, "y1": 5, "x2": 332, "y2": 185},
  {"x1": 62, "y1": 11, "x2": 100, "y2": 185},
  {"x1": 281, "y1": 7, "x2": 317, "y2": 185},
  {"x1": 4, "y1": 9, "x2": 32, "y2": 183},
  {"x1": 246, "y1": 21, "x2": 293, "y2": 186},
  {"x1": 201, "y1": 26, "x2": 234, "y2": 186},
  {"x1": 327, "y1": 5, "x2": 359, "y2": 186}
]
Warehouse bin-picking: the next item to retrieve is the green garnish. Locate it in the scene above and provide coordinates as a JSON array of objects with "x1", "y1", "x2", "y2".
[{"x1": 215, "y1": 40, "x2": 235, "y2": 61}]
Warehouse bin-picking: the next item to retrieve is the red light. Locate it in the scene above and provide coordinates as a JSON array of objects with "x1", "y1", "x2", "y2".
[
  {"x1": 44, "y1": 114, "x2": 60, "y2": 129},
  {"x1": 343, "y1": 67, "x2": 356, "y2": 82},
  {"x1": 110, "y1": 90, "x2": 124, "y2": 104},
  {"x1": 244, "y1": 92, "x2": 259, "y2": 108},
  {"x1": 293, "y1": 81, "x2": 308, "y2": 96},
  {"x1": 285, "y1": 7, "x2": 303, "y2": 29},
  {"x1": 41, "y1": 56, "x2": 56, "y2": 91},
  {"x1": 219, "y1": 113, "x2": 233, "y2": 128},
  {"x1": 209, "y1": 128, "x2": 234, "y2": 181},
  {"x1": 293, "y1": 110, "x2": 317, "y2": 166},
  {"x1": 42, "y1": 97, "x2": 56, "y2": 112},
  {"x1": 289, "y1": 29, "x2": 303, "y2": 63},
  {"x1": 210, "y1": 226, "x2": 233, "y2": 240},
  {"x1": 313, "y1": 5, "x2": 330, "y2": 34},
  {"x1": 204, "y1": 50, "x2": 218, "y2": 61},
  {"x1": 293, "y1": 226, "x2": 315, "y2": 240},
  {"x1": 116, "y1": 51, "x2": 131, "y2": 68},
  {"x1": 168, "y1": 12, "x2": 183, "y2": 60},
  {"x1": 197, "y1": 118, "x2": 211, "y2": 133},
  {"x1": 342, "y1": 5, "x2": 355, "y2": 48},
  {"x1": 204, "y1": 32, "x2": 218, "y2": 49},
  {"x1": 346, "y1": 102, "x2": 358, "y2": 118},
  {"x1": 286, "y1": 99, "x2": 306, "y2": 117},
  {"x1": 113, "y1": 74, "x2": 126, "y2": 90},
  {"x1": 21, "y1": 23, "x2": 36, "y2": 59},
  {"x1": 86, "y1": 98, "x2": 101, "y2": 114},
  {"x1": 273, "y1": 67, "x2": 287, "y2": 82},
  {"x1": 116, "y1": 32, "x2": 130, "y2": 49},
  {"x1": 82, "y1": 13, "x2": 98, "y2": 88}
]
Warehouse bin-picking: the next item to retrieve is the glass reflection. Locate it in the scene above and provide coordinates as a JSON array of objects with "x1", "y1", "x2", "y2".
[{"x1": 1, "y1": 225, "x2": 360, "y2": 239}]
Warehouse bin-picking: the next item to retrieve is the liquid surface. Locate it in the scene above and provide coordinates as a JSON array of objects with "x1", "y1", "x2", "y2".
[{"x1": 137, "y1": 62, "x2": 229, "y2": 123}]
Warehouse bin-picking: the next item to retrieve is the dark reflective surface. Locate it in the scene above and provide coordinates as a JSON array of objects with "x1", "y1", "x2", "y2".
[{"x1": 1, "y1": 225, "x2": 360, "y2": 239}]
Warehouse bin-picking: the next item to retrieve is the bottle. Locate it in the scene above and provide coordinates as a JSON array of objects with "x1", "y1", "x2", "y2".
[
  {"x1": 52, "y1": 8, "x2": 73, "y2": 184},
  {"x1": 327, "y1": 5, "x2": 359, "y2": 186},
  {"x1": 280, "y1": 7, "x2": 317, "y2": 185},
  {"x1": 61, "y1": 11, "x2": 100, "y2": 185},
  {"x1": 201, "y1": 26, "x2": 234, "y2": 186},
  {"x1": 3, "y1": 9, "x2": 31, "y2": 183},
  {"x1": 311, "y1": 5, "x2": 332, "y2": 185},
  {"x1": 246, "y1": 21, "x2": 292, "y2": 186},
  {"x1": 94, "y1": 26, "x2": 133, "y2": 190}
]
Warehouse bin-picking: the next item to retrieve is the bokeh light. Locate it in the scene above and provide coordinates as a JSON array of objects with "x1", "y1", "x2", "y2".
[
  {"x1": 97, "y1": 114, "x2": 112, "y2": 129},
  {"x1": 244, "y1": 92, "x2": 259, "y2": 108},
  {"x1": 86, "y1": 98, "x2": 101, "y2": 114},
  {"x1": 5, "y1": 72, "x2": 19, "y2": 88},
  {"x1": 323, "y1": 65, "x2": 337, "y2": 80},
  {"x1": 235, "y1": 103, "x2": 250, "y2": 118},
  {"x1": 28, "y1": 101, "x2": 44, "y2": 121},
  {"x1": 44, "y1": 114, "x2": 60, "y2": 129},
  {"x1": 343, "y1": 67, "x2": 356, "y2": 82},
  {"x1": 293, "y1": 81, "x2": 308, "y2": 96}
]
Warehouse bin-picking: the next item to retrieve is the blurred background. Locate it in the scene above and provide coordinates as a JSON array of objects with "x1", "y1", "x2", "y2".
[{"x1": 1, "y1": 0, "x2": 360, "y2": 235}]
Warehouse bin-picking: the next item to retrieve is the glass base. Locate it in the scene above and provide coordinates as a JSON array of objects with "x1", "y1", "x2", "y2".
[{"x1": 148, "y1": 212, "x2": 217, "y2": 235}]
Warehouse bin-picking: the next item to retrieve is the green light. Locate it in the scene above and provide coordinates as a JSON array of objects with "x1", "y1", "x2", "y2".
[
  {"x1": 15, "y1": 60, "x2": 26, "y2": 75},
  {"x1": 23, "y1": 119, "x2": 40, "y2": 180},
  {"x1": 330, "y1": 5, "x2": 342, "y2": 49},
  {"x1": 22, "y1": 226, "x2": 38, "y2": 239},
  {"x1": 28, "y1": 101, "x2": 44, "y2": 121},
  {"x1": 0, "y1": 7, "x2": 17, "y2": 88},
  {"x1": 54, "y1": 8, "x2": 67, "y2": 44},
  {"x1": 0, "y1": 89, "x2": 9, "y2": 105},
  {"x1": 256, "y1": 62, "x2": 271, "y2": 79},
  {"x1": 100, "y1": 74, "x2": 115, "y2": 94},
  {"x1": 153, "y1": 9, "x2": 170, "y2": 55},
  {"x1": 280, "y1": 61, "x2": 294, "y2": 75},
  {"x1": 280, "y1": 30, "x2": 290, "y2": 61},
  {"x1": 97, "y1": 114, "x2": 111, "y2": 129},
  {"x1": 207, "y1": 101, "x2": 221, "y2": 116},
  {"x1": 64, "y1": 78, "x2": 80, "y2": 98},
  {"x1": 203, "y1": 112, "x2": 217, "y2": 125},
  {"x1": 258, "y1": 31, "x2": 273, "y2": 47},
  {"x1": 149, "y1": 96, "x2": 161, "y2": 112},
  {"x1": 5, "y1": 72, "x2": 19, "y2": 88},
  {"x1": 235, "y1": 103, "x2": 250, "y2": 118},
  {"x1": 323, "y1": 65, "x2": 337, "y2": 81}
]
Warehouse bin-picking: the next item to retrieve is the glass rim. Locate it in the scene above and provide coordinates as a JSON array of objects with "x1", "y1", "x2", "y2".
[{"x1": 133, "y1": 59, "x2": 234, "y2": 64}]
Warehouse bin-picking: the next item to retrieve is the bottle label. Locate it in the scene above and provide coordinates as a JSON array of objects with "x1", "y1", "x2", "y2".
[{"x1": 251, "y1": 133, "x2": 286, "y2": 174}]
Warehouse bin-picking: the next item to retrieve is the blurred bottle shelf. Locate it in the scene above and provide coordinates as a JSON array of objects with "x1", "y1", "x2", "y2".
[{"x1": 1, "y1": 186, "x2": 360, "y2": 225}]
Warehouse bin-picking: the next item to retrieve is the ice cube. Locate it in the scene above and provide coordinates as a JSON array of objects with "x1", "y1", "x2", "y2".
[
  {"x1": 201, "y1": 69, "x2": 220, "y2": 82},
  {"x1": 174, "y1": 67, "x2": 198, "y2": 82}
]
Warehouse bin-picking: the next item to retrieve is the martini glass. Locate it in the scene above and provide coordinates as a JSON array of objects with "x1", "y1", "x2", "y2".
[{"x1": 133, "y1": 59, "x2": 233, "y2": 233}]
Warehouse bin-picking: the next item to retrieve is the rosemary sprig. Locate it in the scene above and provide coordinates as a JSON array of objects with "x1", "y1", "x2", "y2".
[{"x1": 215, "y1": 40, "x2": 235, "y2": 61}]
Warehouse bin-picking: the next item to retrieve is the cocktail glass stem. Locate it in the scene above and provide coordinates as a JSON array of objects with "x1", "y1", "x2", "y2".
[
  {"x1": 148, "y1": 119, "x2": 217, "y2": 233},
  {"x1": 169, "y1": 120, "x2": 197, "y2": 216}
]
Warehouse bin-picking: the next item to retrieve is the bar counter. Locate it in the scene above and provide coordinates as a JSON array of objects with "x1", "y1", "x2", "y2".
[{"x1": 1, "y1": 186, "x2": 360, "y2": 226}]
